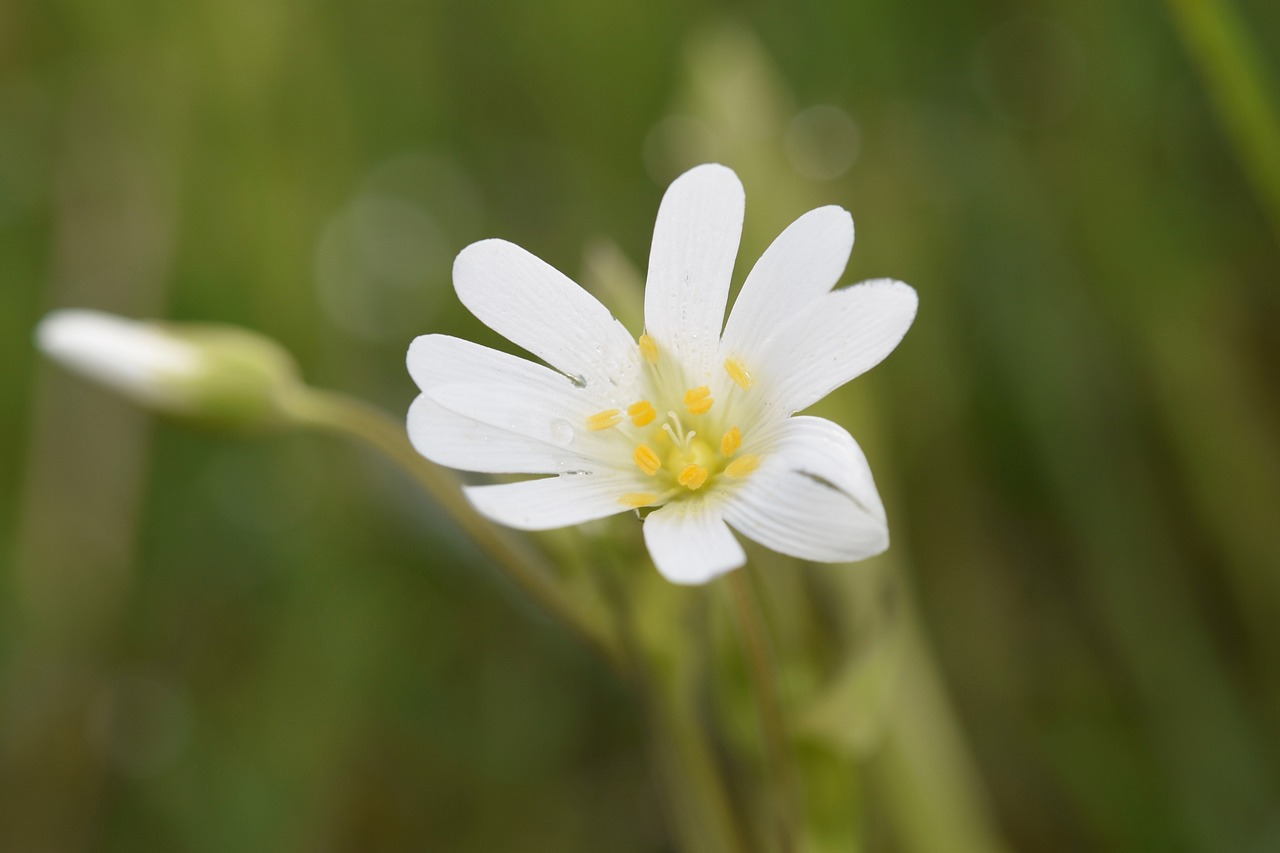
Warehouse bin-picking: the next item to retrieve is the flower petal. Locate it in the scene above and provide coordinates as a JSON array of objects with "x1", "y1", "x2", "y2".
[
  {"x1": 720, "y1": 205, "x2": 854, "y2": 366},
  {"x1": 409, "y1": 334, "x2": 583, "y2": 397},
  {"x1": 464, "y1": 472, "x2": 640, "y2": 530},
  {"x1": 644, "y1": 164, "x2": 744, "y2": 379},
  {"x1": 407, "y1": 395, "x2": 596, "y2": 474},
  {"x1": 428, "y1": 382, "x2": 623, "y2": 467},
  {"x1": 723, "y1": 416, "x2": 888, "y2": 563},
  {"x1": 409, "y1": 334, "x2": 623, "y2": 466},
  {"x1": 452, "y1": 239, "x2": 641, "y2": 392},
  {"x1": 757, "y1": 279, "x2": 917, "y2": 417},
  {"x1": 642, "y1": 499, "x2": 746, "y2": 585}
]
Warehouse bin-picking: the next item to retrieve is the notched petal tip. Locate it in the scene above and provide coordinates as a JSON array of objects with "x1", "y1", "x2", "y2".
[
  {"x1": 642, "y1": 502, "x2": 746, "y2": 585},
  {"x1": 857, "y1": 277, "x2": 919, "y2": 316},
  {"x1": 652, "y1": 547, "x2": 746, "y2": 586},
  {"x1": 866, "y1": 277, "x2": 919, "y2": 345}
]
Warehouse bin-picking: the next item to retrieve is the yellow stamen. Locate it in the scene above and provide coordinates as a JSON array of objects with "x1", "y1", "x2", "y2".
[
  {"x1": 677, "y1": 464, "x2": 709, "y2": 490},
  {"x1": 619, "y1": 492, "x2": 660, "y2": 508},
  {"x1": 724, "y1": 454, "x2": 760, "y2": 478},
  {"x1": 724, "y1": 357, "x2": 754, "y2": 390},
  {"x1": 627, "y1": 399, "x2": 656, "y2": 427},
  {"x1": 638, "y1": 334, "x2": 659, "y2": 365},
  {"x1": 586, "y1": 409, "x2": 622, "y2": 431},
  {"x1": 720, "y1": 427, "x2": 742, "y2": 457},
  {"x1": 633, "y1": 444, "x2": 661, "y2": 476},
  {"x1": 683, "y1": 386, "x2": 713, "y2": 415}
]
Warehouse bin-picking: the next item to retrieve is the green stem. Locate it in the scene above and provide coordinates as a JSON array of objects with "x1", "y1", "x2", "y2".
[
  {"x1": 277, "y1": 385, "x2": 625, "y2": 671},
  {"x1": 1164, "y1": 0, "x2": 1280, "y2": 244},
  {"x1": 645, "y1": 672, "x2": 754, "y2": 853},
  {"x1": 729, "y1": 569, "x2": 800, "y2": 852},
  {"x1": 610, "y1": 567, "x2": 751, "y2": 852}
]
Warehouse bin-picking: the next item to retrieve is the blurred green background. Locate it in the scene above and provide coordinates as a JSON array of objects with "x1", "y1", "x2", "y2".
[{"x1": 3, "y1": 0, "x2": 1280, "y2": 849}]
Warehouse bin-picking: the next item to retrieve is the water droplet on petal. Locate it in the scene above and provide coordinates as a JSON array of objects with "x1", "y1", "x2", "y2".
[{"x1": 549, "y1": 418, "x2": 576, "y2": 446}]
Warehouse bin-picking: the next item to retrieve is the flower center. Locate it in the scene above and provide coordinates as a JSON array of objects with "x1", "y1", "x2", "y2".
[{"x1": 586, "y1": 335, "x2": 761, "y2": 510}]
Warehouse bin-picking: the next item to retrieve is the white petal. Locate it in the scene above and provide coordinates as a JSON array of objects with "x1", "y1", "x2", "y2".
[
  {"x1": 407, "y1": 394, "x2": 596, "y2": 475},
  {"x1": 409, "y1": 334, "x2": 584, "y2": 398},
  {"x1": 643, "y1": 164, "x2": 744, "y2": 379},
  {"x1": 427, "y1": 382, "x2": 623, "y2": 467},
  {"x1": 36, "y1": 309, "x2": 202, "y2": 405},
  {"x1": 464, "y1": 472, "x2": 639, "y2": 530},
  {"x1": 758, "y1": 279, "x2": 917, "y2": 417},
  {"x1": 720, "y1": 206, "x2": 854, "y2": 366},
  {"x1": 723, "y1": 416, "x2": 888, "y2": 563},
  {"x1": 409, "y1": 335, "x2": 623, "y2": 465},
  {"x1": 452, "y1": 239, "x2": 641, "y2": 392},
  {"x1": 642, "y1": 500, "x2": 746, "y2": 585}
]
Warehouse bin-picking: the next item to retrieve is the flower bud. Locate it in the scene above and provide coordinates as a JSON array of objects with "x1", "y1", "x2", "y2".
[{"x1": 36, "y1": 309, "x2": 301, "y2": 430}]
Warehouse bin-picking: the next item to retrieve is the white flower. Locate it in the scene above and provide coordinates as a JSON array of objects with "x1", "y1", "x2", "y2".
[{"x1": 407, "y1": 164, "x2": 917, "y2": 584}]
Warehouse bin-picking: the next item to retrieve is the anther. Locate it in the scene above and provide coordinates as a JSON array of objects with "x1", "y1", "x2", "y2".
[
  {"x1": 677, "y1": 464, "x2": 709, "y2": 490},
  {"x1": 586, "y1": 409, "x2": 623, "y2": 431},
  {"x1": 720, "y1": 427, "x2": 742, "y2": 457},
  {"x1": 619, "y1": 492, "x2": 660, "y2": 508},
  {"x1": 724, "y1": 357, "x2": 754, "y2": 390},
  {"x1": 638, "y1": 334, "x2": 659, "y2": 365},
  {"x1": 627, "y1": 400, "x2": 657, "y2": 427},
  {"x1": 633, "y1": 444, "x2": 661, "y2": 476},
  {"x1": 724, "y1": 455, "x2": 760, "y2": 478},
  {"x1": 683, "y1": 386, "x2": 713, "y2": 415}
]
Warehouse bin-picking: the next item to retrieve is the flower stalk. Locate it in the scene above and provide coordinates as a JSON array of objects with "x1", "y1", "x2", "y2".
[
  {"x1": 728, "y1": 569, "x2": 801, "y2": 851},
  {"x1": 275, "y1": 385, "x2": 627, "y2": 671}
]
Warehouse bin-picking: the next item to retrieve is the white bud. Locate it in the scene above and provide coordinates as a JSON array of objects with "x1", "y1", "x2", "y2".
[
  {"x1": 36, "y1": 309, "x2": 301, "y2": 430},
  {"x1": 37, "y1": 310, "x2": 202, "y2": 407}
]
